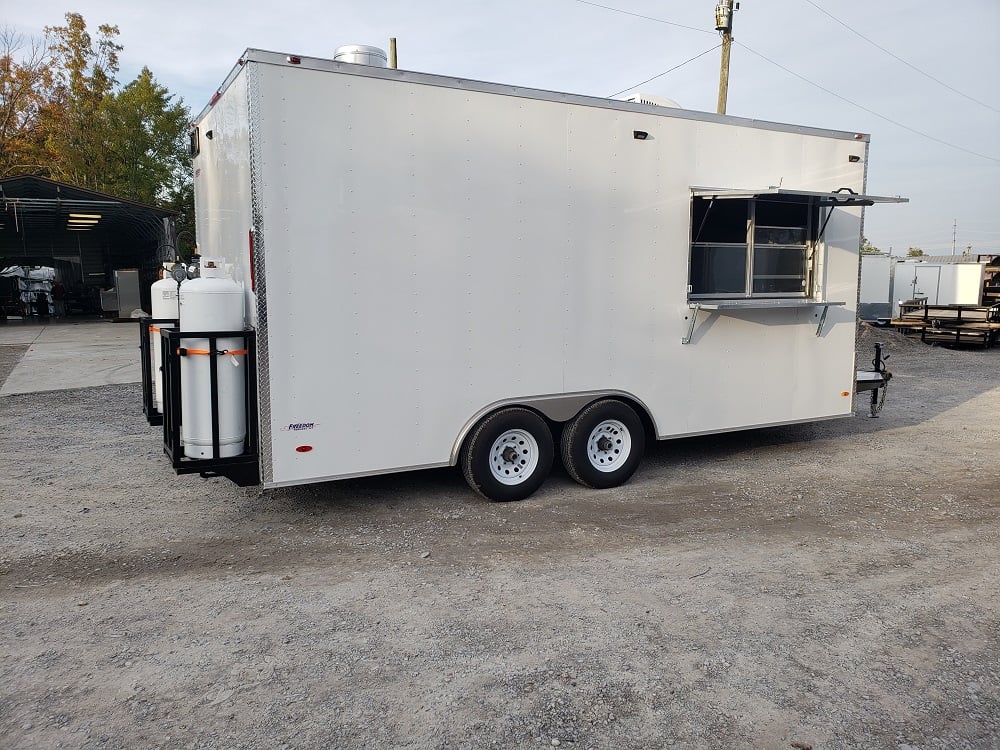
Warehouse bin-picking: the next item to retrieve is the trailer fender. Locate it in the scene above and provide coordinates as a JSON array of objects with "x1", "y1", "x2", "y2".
[{"x1": 450, "y1": 391, "x2": 658, "y2": 466}]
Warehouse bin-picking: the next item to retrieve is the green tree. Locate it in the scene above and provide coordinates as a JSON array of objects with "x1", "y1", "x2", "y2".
[
  {"x1": 41, "y1": 12, "x2": 122, "y2": 189},
  {"x1": 860, "y1": 236, "x2": 881, "y2": 255},
  {"x1": 1, "y1": 13, "x2": 194, "y2": 230},
  {"x1": 0, "y1": 27, "x2": 55, "y2": 177},
  {"x1": 162, "y1": 177, "x2": 196, "y2": 259},
  {"x1": 99, "y1": 67, "x2": 189, "y2": 204},
  {"x1": 907, "y1": 247, "x2": 925, "y2": 257}
]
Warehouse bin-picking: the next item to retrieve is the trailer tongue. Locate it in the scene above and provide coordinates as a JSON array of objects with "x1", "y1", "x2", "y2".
[{"x1": 855, "y1": 343, "x2": 892, "y2": 418}]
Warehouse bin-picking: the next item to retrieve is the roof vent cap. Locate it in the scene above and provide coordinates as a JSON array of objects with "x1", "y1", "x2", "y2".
[
  {"x1": 334, "y1": 45, "x2": 388, "y2": 67},
  {"x1": 622, "y1": 93, "x2": 682, "y2": 108}
]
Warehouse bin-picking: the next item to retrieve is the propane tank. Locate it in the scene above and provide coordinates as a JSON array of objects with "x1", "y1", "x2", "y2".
[
  {"x1": 178, "y1": 257, "x2": 246, "y2": 459},
  {"x1": 150, "y1": 267, "x2": 180, "y2": 414}
]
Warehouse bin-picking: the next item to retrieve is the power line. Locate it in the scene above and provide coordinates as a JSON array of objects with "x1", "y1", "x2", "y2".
[
  {"x1": 609, "y1": 44, "x2": 721, "y2": 98},
  {"x1": 567, "y1": 0, "x2": 715, "y2": 35},
  {"x1": 803, "y1": 0, "x2": 1000, "y2": 114},
  {"x1": 567, "y1": 0, "x2": 998, "y2": 161},
  {"x1": 735, "y1": 41, "x2": 1000, "y2": 163}
]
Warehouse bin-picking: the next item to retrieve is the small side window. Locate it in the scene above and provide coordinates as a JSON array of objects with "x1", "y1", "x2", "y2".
[{"x1": 189, "y1": 127, "x2": 200, "y2": 157}]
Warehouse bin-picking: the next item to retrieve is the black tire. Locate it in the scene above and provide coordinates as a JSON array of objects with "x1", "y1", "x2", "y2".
[
  {"x1": 561, "y1": 399, "x2": 645, "y2": 490},
  {"x1": 461, "y1": 407, "x2": 554, "y2": 502}
]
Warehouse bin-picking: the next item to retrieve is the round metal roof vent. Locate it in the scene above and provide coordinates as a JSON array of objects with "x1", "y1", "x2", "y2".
[{"x1": 334, "y1": 45, "x2": 388, "y2": 67}]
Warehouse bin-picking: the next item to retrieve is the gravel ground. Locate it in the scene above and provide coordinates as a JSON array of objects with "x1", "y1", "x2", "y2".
[{"x1": 1, "y1": 328, "x2": 998, "y2": 750}]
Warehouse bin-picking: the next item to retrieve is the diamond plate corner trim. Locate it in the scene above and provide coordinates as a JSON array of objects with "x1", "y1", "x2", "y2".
[{"x1": 247, "y1": 62, "x2": 274, "y2": 484}]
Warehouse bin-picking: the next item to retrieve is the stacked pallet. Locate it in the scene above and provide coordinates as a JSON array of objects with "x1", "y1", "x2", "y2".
[
  {"x1": 984, "y1": 257, "x2": 1000, "y2": 305},
  {"x1": 889, "y1": 300, "x2": 1000, "y2": 348}
]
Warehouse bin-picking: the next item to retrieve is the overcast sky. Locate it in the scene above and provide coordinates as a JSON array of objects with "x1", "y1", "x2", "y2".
[{"x1": 7, "y1": 0, "x2": 999, "y2": 255}]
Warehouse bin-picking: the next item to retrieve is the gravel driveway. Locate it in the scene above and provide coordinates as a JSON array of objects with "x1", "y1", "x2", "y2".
[{"x1": 1, "y1": 327, "x2": 998, "y2": 750}]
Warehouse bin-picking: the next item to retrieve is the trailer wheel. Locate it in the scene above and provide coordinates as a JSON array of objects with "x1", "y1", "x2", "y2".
[
  {"x1": 561, "y1": 399, "x2": 645, "y2": 489},
  {"x1": 461, "y1": 408, "x2": 554, "y2": 502}
]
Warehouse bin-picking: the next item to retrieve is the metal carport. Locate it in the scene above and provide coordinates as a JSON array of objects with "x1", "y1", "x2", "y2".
[{"x1": 0, "y1": 175, "x2": 176, "y2": 312}]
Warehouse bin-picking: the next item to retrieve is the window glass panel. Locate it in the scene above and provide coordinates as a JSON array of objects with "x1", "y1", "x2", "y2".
[
  {"x1": 755, "y1": 226, "x2": 807, "y2": 245},
  {"x1": 753, "y1": 277, "x2": 808, "y2": 294},
  {"x1": 752, "y1": 246, "x2": 808, "y2": 295},
  {"x1": 692, "y1": 198, "x2": 749, "y2": 243},
  {"x1": 753, "y1": 246, "x2": 808, "y2": 277},
  {"x1": 690, "y1": 245, "x2": 747, "y2": 295},
  {"x1": 754, "y1": 199, "x2": 809, "y2": 227}
]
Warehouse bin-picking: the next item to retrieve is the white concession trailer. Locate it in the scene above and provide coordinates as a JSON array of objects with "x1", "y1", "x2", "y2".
[{"x1": 146, "y1": 48, "x2": 904, "y2": 501}]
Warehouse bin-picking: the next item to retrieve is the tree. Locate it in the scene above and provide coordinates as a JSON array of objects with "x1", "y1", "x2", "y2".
[
  {"x1": 99, "y1": 67, "x2": 190, "y2": 205},
  {"x1": 1, "y1": 13, "x2": 194, "y2": 231},
  {"x1": 161, "y1": 172, "x2": 196, "y2": 259},
  {"x1": 860, "y1": 237, "x2": 881, "y2": 255},
  {"x1": 907, "y1": 247, "x2": 925, "y2": 257},
  {"x1": 0, "y1": 27, "x2": 55, "y2": 177},
  {"x1": 41, "y1": 12, "x2": 122, "y2": 189}
]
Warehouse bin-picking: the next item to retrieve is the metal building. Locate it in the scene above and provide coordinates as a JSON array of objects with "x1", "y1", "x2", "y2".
[{"x1": 0, "y1": 175, "x2": 177, "y2": 313}]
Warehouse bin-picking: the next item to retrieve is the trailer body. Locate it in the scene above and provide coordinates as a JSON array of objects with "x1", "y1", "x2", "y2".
[
  {"x1": 859, "y1": 254, "x2": 895, "y2": 323},
  {"x1": 893, "y1": 260, "x2": 986, "y2": 314},
  {"x1": 181, "y1": 49, "x2": 902, "y2": 495}
]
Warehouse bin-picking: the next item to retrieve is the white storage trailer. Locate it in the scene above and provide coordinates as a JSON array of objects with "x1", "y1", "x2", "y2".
[
  {"x1": 859, "y1": 254, "x2": 895, "y2": 323},
  {"x1": 149, "y1": 48, "x2": 904, "y2": 500},
  {"x1": 858, "y1": 256, "x2": 988, "y2": 321},
  {"x1": 893, "y1": 260, "x2": 986, "y2": 313}
]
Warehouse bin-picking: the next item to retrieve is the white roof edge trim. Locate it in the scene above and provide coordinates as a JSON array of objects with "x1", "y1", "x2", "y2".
[{"x1": 193, "y1": 48, "x2": 874, "y2": 143}]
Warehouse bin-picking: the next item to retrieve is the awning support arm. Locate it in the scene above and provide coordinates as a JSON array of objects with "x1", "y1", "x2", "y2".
[
  {"x1": 682, "y1": 304, "x2": 701, "y2": 344},
  {"x1": 816, "y1": 304, "x2": 830, "y2": 337}
]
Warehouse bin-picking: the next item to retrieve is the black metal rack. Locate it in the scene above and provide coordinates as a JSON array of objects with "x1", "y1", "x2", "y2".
[
  {"x1": 138, "y1": 316, "x2": 179, "y2": 426},
  {"x1": 161, "y1": 328, "x2": 260, "y2": 486}
]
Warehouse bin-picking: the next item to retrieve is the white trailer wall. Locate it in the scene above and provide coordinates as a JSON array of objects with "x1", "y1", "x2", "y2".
[
  {"x1": 859, "y1": 255, "x2": 893, "y2": 321},
  {"x1": 893, "y1": 261, "x2": 986, "y2": 314},
  {"x1": 195, "y1": 54, "x2": 871, "y2": 487}
]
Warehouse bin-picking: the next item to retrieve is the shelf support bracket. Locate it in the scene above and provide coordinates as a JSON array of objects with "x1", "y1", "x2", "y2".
[
  {"x1": 815, "y1": 304, "x2": 830, "y2": 337},
  {"x1": 682, "y1": 304, "x2": 701, "y2": 345}
]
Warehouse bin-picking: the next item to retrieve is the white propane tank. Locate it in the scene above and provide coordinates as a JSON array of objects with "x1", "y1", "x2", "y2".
[
  {"x1": 150, "y1": 271, "x2": 180, "y2": 414},
  {"x1": 178, "y1": 257, "x2": 246, "y2": 459}
]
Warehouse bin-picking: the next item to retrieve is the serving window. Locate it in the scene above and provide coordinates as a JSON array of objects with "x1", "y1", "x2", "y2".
[{"x1": 690, "y1": 195, "x2": 819, "y2": 299}]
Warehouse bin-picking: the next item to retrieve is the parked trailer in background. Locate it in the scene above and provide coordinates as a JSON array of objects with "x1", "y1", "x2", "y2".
[
  {"x1": 860, "y1": 255, "x2": 989, "y2": 322},
  {"x1": 859, "y1": 254, "x2": 895, "y2": 324},
  {"x1": 146, "y1": 47, "x2": 905, "y2": 501},
  {"x1": 894, "y1": 259, "x2": 986, "y2": 313}
]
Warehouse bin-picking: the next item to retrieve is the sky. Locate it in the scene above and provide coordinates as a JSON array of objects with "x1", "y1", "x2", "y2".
[{"x1": 6, "y1": 0, "x2": 999, "y2": 256}]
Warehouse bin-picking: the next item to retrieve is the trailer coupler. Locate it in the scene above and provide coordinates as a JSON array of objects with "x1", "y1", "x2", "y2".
[{"x1": 855, "y1": 342, "x2": 891, "y2": 417}]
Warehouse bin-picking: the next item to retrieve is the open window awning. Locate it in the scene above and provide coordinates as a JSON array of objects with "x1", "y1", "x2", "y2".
[{"x1": 690, "y1": 187, "x2": 908, "y2": 207}]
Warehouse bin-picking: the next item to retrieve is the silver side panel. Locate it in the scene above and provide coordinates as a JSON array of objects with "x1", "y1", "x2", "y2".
[{"x1": 247, "y1": 63, "x2": 274, "y2": 484}]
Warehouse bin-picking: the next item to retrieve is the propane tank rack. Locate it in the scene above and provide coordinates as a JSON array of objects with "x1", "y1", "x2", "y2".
[
  {"x1": 138, "y1": 316, "x2": 180, "y2": 426},
  {"x1": 160, "y1": 327, "x2": 260, "y2": 486}
]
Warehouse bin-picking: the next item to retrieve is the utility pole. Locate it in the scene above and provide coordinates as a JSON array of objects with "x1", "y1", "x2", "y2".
[
  {"x1": 715, "y1": 0, "x2": 739, "y2": 115},
  {"x1": 951, "y1": 219, "x2": 957, "y2": 255}
]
